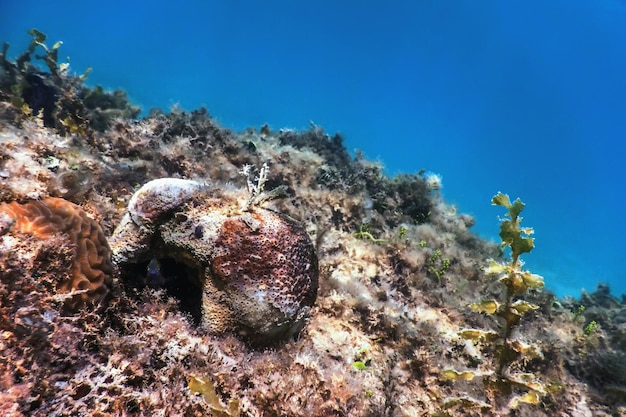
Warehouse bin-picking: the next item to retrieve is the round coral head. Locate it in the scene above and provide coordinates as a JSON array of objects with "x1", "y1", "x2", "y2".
[{"x1": 209, "y1": 208, "x2": 319, "y2": 342}]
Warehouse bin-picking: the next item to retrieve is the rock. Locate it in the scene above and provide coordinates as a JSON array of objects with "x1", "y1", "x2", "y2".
[{"x1": 110, "y1": 178, "x2": 319, "y2": 344}]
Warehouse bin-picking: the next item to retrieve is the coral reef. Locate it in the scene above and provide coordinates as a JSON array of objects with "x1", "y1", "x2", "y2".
[
  {"x1": 0, "y1": 197, "x2": 112, "y2": 309},
  {"x1": 0, "y1": 30, "x2": 625, "y2": 417}
]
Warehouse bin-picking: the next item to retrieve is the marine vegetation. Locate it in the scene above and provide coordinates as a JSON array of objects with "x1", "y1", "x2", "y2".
[
  {"x1": 0, "y1": 28, "x2": 139, "y2": 139},
  {"x1": 440, "y1": 193, "x2": 551, "y2": 414},
  {"x1": 0, "y1": 30, "x2": 625, "y2": 417}
]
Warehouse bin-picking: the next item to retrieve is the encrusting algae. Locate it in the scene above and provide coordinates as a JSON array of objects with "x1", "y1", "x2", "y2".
[{"x1": 0, "y1": 29, "x2": 625, "y2": 417}]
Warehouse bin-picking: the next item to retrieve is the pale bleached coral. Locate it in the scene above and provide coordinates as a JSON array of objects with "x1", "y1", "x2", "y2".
[{"x1": 126, "y1": 177, "x2": 206, "y2": 230}]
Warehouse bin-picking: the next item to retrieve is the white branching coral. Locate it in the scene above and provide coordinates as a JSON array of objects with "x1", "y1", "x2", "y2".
[{"x1": 240, "y1": 162, "x2": 270, "y2": 208}]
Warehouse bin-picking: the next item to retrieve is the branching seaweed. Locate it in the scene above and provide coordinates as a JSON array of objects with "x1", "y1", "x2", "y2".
[
  {"x1": 441, "y1": 193, "x2": 552, "y2": 412},
  {"x1": 1, "y1": 29, "x2": 139, "y2": 141}
]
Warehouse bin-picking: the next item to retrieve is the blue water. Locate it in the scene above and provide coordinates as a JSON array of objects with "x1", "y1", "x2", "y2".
[{"x1": 2, "y1": 1, "x2": 625, "y2": 299}]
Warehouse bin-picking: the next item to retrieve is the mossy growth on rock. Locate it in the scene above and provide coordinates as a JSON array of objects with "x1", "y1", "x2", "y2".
[{"x1": 0, "y1": 29, "x2": 140, "y2": 139}]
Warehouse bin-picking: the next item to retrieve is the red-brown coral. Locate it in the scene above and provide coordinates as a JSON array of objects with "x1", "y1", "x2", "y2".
[
  {"x1": 209, "y1": 208, "x2": 319, "y2": 341},
  {"x1": 0, "y1": 197, "x2": 113, "y2": 309}
]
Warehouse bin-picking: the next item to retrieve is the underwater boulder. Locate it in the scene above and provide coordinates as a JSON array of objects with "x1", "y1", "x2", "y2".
[{"x1": 110, "y1": 178, "x2": 319, "y2": 345}]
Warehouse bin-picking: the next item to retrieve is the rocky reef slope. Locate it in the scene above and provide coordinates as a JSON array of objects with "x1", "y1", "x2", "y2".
[{"x1": 1, "y1": 31, "x2": 625, "y2": 417}]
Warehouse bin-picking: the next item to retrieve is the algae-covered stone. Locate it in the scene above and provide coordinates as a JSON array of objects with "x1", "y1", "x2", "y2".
[{"x1": 110, "y1": 178, "x2": 319, "y2": 344}]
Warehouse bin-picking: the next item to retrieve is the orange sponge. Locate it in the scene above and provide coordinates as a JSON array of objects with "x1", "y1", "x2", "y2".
[{"x1": 0, "y1": 197, "x2": 113, "y2": 309}]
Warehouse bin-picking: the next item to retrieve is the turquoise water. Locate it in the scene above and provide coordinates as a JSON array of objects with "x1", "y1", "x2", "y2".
[{"x1": 2, "y1": 1, "x2": 625, "y2": 298}]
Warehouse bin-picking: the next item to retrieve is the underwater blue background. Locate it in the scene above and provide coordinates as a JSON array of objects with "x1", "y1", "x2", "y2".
[{"x1": 2, "y1": 1, "x2": 625, "y2": 298}]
